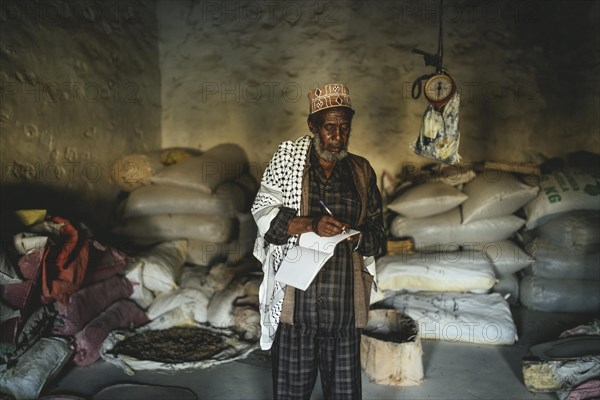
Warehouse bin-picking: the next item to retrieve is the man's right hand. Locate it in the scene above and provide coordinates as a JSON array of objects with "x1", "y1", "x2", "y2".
[{"x1": 314, "y1": 215, "x2": 346, "y2": 237}]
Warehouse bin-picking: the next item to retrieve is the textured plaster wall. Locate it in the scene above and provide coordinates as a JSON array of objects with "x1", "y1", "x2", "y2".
[
  {"x1": 158, "y1": 0, "x2": 599, "y2": 179},
  {"x1": 1, "y1": 1, "x2": 598, "y2": 232},
  {"x1": 0, "y1": 0, "x2": 161, "y2": 233}
]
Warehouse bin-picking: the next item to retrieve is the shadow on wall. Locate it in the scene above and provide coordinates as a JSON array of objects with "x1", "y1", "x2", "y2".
[{"x1": 0, "y1": 183, "x2": 120, "y2": 245}]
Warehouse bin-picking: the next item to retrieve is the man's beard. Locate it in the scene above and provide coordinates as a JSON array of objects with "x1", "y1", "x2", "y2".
[{"x1": 313, "y1": 135, "x2": 349, "y2": 162}]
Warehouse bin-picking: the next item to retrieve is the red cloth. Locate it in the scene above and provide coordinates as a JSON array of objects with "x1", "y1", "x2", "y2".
[
  {"x1": 41, "y1": 216, "x2": 90, "y2": 304},
  {"x1": 567, "y1": 379, "x2": 600, "y2": 400},
  {"x1": 82, "y1": 241, "x2": 129, "y2": 286}
]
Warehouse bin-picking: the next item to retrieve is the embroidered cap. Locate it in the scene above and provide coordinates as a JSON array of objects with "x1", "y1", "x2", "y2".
[{"x1": 307, "y1": 83, "x2": 353, "y2": 115}]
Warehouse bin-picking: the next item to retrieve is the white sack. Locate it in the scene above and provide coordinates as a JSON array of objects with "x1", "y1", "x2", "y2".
[
  {"x1": 524, "y1": 169, "x2": 600, "y2": 230},
  {"x1": 378, "y1": 292, "x2": 517, "y2": 345},
  {"x1": 462, "y1": 171, "x2": 539, "y2": 224},
  {"x1": 207, "y1": 275, "x2": 260, "y2": 328},
  {"x1": 387, "y1": 182, "x2": 468, "y2": 218},
  {"x1": 484, "y1": 240, "x2": 534, "y2": 275},
  {"x1": 215, "y1": 182, "x2": 251, "y2": 213},
  {"x1": 123, "y1": 260, "x2": 155, "y2": 309},
  {"x1": 146, "y1": 287, "x2": 211, "y2": 322},
  {"x1": 150, "y1": 143, "x2": 248, "y2": 193},
  {"x1": 185, "y1": 241, "x2": 231, "y2": 267},
  {"x1": 376, "y1": 253, "x2": 495, "y2": 294},
  {"x1": 138, "y1": 240, "x2": 187, "y2": 294},
  {"x1": 122, "y1": 185, "x2": 235, "y2": 218},
  {"x1": 390, "y1": 207, "x2": 525, "y2": 249},
  {"x1": 179, "y1": 265, "x2": 211, "y2": 291},
  {"x1": 520, "y1": 276, "x2": 600, "y2": 313},
  {"x1": 114, "y1": 214, "x2": 233, "y2": 244},
  {"x1": 186, "y1": 213, "x2": 257, "y2": 266},
  {"x1": 203, "y1": 262, "x2": 239, "y2": 295},
  {"x1": 13, "y1": 233, "x2": 48, "y2": 256}
]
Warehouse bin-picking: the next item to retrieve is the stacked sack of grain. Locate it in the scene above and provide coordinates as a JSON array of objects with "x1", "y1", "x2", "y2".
[
  {"x1": 112, "y1": 144, "x2": 258, "y2": 266},
  {"x1": 378, "y1": 166, "x2": 541, "y2": 345},
  {"x1": 519, "y1": 157, "x2": 600, "y2": 313},
  {"x1": 390, "y1": 169, "x2": 537, "y2": 251},
  {"x1": 386, "y1": 166, "x2": 538, "y2": 303},
  {"x1": 460, "y1": 169, "x2": 540, "y2": 302}
]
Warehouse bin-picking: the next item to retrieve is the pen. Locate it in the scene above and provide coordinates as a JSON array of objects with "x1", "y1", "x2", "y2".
[
  {"x1": 318, "y1": 199, "x2": 334, "y2": 216},
  {"x1": 318, "y1": 199, "x2": 347, "y2": 234}
]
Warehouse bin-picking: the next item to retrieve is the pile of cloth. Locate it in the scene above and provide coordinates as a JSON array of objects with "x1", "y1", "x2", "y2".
[
  {"x1": 523, "y1": 320, "x2": 600, "y2": 399},
  {"x1": 111, "y1": 144, "x2": 258, "y2": 266},
  {"x1": 1, "y1": 212, "x2": 148, "y2": 399}
]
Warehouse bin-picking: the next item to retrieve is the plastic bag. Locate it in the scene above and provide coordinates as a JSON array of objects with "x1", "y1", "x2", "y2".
[{"x1": 412, "y1": 92, "x2": 461, "y2": 164}]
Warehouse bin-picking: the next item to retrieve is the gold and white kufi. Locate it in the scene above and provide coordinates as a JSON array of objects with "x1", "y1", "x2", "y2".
[{"x1": 307, "y1": 83, "x2": 352, "y2": 115}]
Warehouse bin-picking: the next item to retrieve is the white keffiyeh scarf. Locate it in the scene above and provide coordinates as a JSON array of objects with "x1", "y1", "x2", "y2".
[{"x1": 251, "y1": 135, "x2": 311, "y2": 350}]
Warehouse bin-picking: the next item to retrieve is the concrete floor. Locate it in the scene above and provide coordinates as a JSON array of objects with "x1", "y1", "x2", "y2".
[{"x1": 46, "y1": 308, "x2": 599, "y2": 400}]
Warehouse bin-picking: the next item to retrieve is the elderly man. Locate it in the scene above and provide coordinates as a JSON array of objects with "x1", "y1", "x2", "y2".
[{"x1": 252, "y1": 83, "x2": 384, "y2": 399}]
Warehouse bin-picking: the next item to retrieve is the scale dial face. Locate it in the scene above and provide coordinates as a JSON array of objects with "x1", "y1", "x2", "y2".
[{"x1": 424, "y1": 74, "x2": 456, "y2": 105}]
